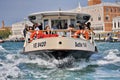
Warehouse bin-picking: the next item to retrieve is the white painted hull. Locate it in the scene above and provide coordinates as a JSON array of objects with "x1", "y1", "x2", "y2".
[{"x1": 23, "y1": 37, "x2": 97, "y2": 59}]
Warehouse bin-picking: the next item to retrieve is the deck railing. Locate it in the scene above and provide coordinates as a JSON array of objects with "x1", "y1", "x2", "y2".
[{"x1": 25, "y1": 29, "x2": 95, "y2": 44}]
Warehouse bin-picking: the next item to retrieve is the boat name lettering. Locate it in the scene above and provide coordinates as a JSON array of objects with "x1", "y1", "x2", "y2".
[
  {"x1": 33, "y1": 41, "x2": 46, "y2": 48},
  {"x1": 75, "y1": 42, "x2": 87, "y2": 47}
]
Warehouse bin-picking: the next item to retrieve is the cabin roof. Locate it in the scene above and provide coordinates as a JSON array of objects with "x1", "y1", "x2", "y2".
[{"x1": 28, "y1": 10, "x2": 89, "y2": 17}]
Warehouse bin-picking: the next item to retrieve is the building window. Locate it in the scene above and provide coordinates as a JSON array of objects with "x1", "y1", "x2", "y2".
[
  {"x1": 106, "y1": 8, "x2": 109, "y2": 12},
  {"x1": 98, "y1": 16, "x2": 101, "y2": 21},
  {"x1": 111, "y1": 8, "x2": 113, "y2": 12},
  {"x1": 114, "y1": 22, "x2": 116, "y2": 28},
  {"x1": 118, "y1": 22, "x2": 120, "y2": 28},
  {"x1": 94, "y1": 26, "x2": 103, "y2": 31},
  {"x1": 105, "y1": 15, "x2": 109, "y2": 21},
  {"x1": 118, "y1": 8, "x2": 120, "y2": 12},
  {"x1": 91, "y1": 18, "x2": 93, "y2": 21},
  {"x1": 114, "y1": 8, "x2": 117, "y2": 12}
]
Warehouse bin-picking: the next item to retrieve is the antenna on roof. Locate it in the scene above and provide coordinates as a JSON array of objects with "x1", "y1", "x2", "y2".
[
  {"x1": 59, "y1": 8, "x2": 61, "y2": 11},
  {"x1": 76, "y1": 1, "x2": 81, "y2": 12},
  {"x1": 78, "y1": 2, "x2": 81, "y2": 8}
]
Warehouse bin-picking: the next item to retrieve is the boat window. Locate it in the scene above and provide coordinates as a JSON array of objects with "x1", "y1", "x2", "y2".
[
  {"x1": 83, "y1": 16, "x2": 90, "y2": 21},
  {"x1": 70, "y1": 19, "x2": 75, "y2": 27},
  {"x1": 44, "y1": 19, "x2": 48, "y2": 29},
  {"x1": 28, "y1": 16, "x2": 36, "y2": 20},
  {"x1": 51, "y1": 20, "x2": 67, "y2": 29},
  {"x1": 76, "y1": 14, "x2": 82, "y2": 20}
]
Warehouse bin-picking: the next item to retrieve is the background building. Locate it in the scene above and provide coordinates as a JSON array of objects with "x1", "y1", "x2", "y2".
[
  {"x1": 88, "y1": 0, "x2": 101, "y2": 6},
  {"x1": 9, "y1": 21, "x2": 33, "y2": 40},
  {"x1": 82, "y1": 0, "x2": 120, "y2": 33},
  {"x1": 112, "y1": 16, "x2": 120, "y2": 32}
]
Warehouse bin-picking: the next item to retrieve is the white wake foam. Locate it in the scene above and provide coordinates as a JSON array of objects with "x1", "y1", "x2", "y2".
[
  {"x1": 0, "y1": 45, "x2": 10, "y2": 54},
  {"x1": 97, "y1": 49, "x2": 120, "y2": 65}
]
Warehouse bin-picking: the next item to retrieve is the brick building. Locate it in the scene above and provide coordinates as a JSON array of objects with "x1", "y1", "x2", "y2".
[
  {"x1": 82, "y1": 0, "x2": 120, "y2": 33},
  {"x1": 88, "y1": 0, "x2": 101, "y2": 6}
]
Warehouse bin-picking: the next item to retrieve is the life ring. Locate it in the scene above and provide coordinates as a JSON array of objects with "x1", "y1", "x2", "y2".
[
  {"x1": 36, "y1": 30, "x2": 44, "y2": 39},
  {"x1": 73, "y1": 30, "x2": 89, "y2": 40},
  {"x1": 30, "y1": 30, "x2": 44, "y2": 42}
]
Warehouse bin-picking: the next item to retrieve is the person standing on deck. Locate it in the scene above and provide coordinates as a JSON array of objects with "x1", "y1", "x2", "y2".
[
  {"x1": 23, "y1": 24, "x2": 29, "y2": 38},
  {"x1": 34, "y1": 23, "x2": 40, "y2": 31}
]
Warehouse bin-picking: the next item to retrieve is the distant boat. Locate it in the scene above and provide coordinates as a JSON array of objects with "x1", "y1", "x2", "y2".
[
  {"x1": 23, "y1": 10, "x2": 98, "y2": 60},
  {"x1": 105, "y1": 33, "x2": 114, "y2": 42},
  {"x1": 117, "y1": 31, "x2": 120, "y2": 42}
]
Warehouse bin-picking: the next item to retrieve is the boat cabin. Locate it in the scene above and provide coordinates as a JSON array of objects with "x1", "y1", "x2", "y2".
[{"x1": 28, "y1": 11, "x2": 90, "y2": 30}]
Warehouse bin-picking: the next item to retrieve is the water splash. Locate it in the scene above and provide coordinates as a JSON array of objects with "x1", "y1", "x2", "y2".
[
  {"x1": 0, "y1": 52, "x2": 27, "y2": 80},
  {"x1": 0, "y1": 42, "x2": 120, "y2": 79},
  {"x1": 97, "y1": 49, "x2": 120, "y2": 65},
  {"x1": 0, "y1": 45, "x2": 9, "y2": 54}
]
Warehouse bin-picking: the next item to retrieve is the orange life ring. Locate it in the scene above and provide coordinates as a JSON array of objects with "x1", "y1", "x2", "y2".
[
  {"x1": 30, "y1": 30, "x2": 44, "y2": 42},
  {"x1": 73, "y1": 30, "x2": 89, "y2": 40},
  {"x1": 36, "y1": 30, "x2": 44, "y2": 39}
]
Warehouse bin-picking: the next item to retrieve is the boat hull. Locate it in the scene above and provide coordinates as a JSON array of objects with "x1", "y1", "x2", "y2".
[
  {"x1": 23, "y1": 37, "x2": 97, "y2": 59},
  {"x1": 23, "y1": 49, "x2": 95, "y2": 59}
]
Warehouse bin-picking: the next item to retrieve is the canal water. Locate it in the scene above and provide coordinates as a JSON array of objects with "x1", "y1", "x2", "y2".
[{"x1": 0, "y1": 42, "x2": 120, "y2": 80}]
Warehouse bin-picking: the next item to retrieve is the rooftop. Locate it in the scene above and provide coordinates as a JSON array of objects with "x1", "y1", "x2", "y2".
[{"x1": 83, "y1": 2, "x2": 120, "y2": 9}]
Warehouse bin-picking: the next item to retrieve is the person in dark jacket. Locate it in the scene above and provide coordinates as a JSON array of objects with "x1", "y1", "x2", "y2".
[
  {"x1": 86, "y1": 22, "x2": 91, "y2": 30},
  {"x1": 23, "y1": 24, "x2": 29, "y2": 37},
  {"x1": 38, "y1": 23, "x2": 43, "y2": 30}
]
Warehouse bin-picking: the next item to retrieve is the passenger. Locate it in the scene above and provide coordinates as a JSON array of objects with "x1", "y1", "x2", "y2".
[
  {"x1": 76, "y1": 21, "x2": 83, "y2": 30},
  {"x1": 56, "y1": 21, "x2": 62, "y2": 29},
  {"x1": 67, "y1": 24, "x2": 74, "y2": 31},
  {"x1": 26, "y1": 26, "x2": 34, "y2": 42},
  {"x1": 64, "y1": 22, "x2": 68, "y2": 29},
  {"x1": 45, "y1": 25, "x2": 52, "y2": 34},
  {"x1": 52, "y1": 24, "x2": 58, "y2": 30},
  {"x1": 34, "y1": 23, "x2": 40, "y2": 31},
  {"x1": 38, "y1": 23, "x2": 43, "y2": 30},
  {"x1": 83, "y1": 24, "x2": 91, "y2": 40},
  {"x1": 23, "y1": 24, "x2": 29, "y2": 38},
  {"x1": 85, "y1": 22, "x2": 95, "y2": 35},
  {"x1": 67, "y1": 24, "x2": 75, "y2": 37},
  {"x1": 44, "y1": 25, "x2": 58, "y2": 37},
  {"x1": 86, "y1": 22, "x2": 91, "y2": 30},
  {"x1": 32, "y1": 24, "x2": 35, "y2": 30},
  {"x1": 84, "y1": 24, "x2": 88, "y2": 30}
]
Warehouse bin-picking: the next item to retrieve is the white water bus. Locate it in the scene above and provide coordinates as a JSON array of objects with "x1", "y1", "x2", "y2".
[{"x1": 23, "y1": 10, "x2": 98, "y2": 59}]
